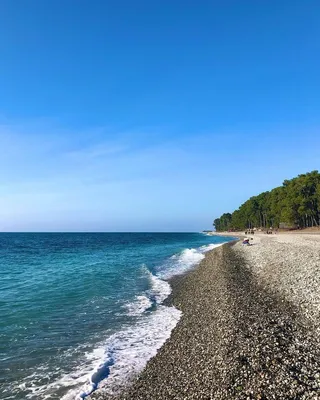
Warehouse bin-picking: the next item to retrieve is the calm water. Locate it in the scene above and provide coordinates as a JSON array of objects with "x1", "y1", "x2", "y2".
[{"x1": 0, "y1": 232, "x2": 233, "y2": 399}]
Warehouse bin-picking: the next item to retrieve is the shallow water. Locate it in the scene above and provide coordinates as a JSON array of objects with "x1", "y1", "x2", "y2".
[{"x1": 0, "y1": 232, "x2": 233, "y2": 399}]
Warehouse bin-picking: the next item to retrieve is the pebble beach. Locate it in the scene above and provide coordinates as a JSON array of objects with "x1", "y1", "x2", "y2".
[{"x1": 94, "y1": 233, "x2": 320, "y2": 400}]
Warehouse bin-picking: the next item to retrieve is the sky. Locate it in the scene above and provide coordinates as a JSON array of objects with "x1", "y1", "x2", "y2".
[{"x1": 0, "y1": 0, "x2": 319, "y2": 232}]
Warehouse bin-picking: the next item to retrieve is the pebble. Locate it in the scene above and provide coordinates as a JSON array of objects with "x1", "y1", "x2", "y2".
[{"x1": 93, "y1": 237, "x2": 320, "y2": 400}]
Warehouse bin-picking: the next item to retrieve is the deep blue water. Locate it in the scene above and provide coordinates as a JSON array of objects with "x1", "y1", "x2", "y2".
[{"x1": 0, "y1": 232, "x2": 233, "y2": 399}]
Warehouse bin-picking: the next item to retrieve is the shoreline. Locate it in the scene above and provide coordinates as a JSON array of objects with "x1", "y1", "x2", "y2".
[
  {"x1": 94, "y1": 234, "x2": 320, "y2": 399},
  {"x1": 88, "y1": 237, "x2": 233, "y2": 400},
  {"x1": 163, "y1": 239, "x2": 238, "y2": 308}
]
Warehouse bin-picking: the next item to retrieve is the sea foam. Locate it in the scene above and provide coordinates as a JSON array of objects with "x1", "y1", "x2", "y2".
[
  {"x1": 70, "y1": 243, "x2": 223, "y2": 398},
  {"x1": 22, "y1": 241, "x2": 224, "y2": 400},
  {"x1": 156, "y1": 243, "x2": 223, "y2": 280}
]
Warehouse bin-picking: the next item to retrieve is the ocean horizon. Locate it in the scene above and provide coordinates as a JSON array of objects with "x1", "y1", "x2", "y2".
[{"x1": 0, "y1": 232, "x2": 234, "y2": 399}]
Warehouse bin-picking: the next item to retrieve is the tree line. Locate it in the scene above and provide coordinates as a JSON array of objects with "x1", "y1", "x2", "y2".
[{"x1": 213, "y1": 171, "x2": 320, "y2": 231}]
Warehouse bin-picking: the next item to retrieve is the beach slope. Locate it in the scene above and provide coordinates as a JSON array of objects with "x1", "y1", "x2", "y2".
[{"x1": 96, "y1": 236, "x2": 320, "y2": 399}]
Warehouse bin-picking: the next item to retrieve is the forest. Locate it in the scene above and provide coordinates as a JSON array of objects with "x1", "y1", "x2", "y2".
[{"x1": 213, "y1": 171, "x2": 320, "y2": 231}]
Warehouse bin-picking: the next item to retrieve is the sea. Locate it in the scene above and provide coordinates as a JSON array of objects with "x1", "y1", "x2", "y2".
[{"x1": 0, "y1": 232, "x2": 234, "y2": 400}]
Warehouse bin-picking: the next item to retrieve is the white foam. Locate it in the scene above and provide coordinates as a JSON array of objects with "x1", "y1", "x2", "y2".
[
  {"x1": 21, "y1": 346, "x2": 104, "y2": 400},
  {"x1": 124, "y1": 295, "x2": 153, "y2": 316},
  {"x1": 96, "y1": 305, "x2": 181, "y2": 396},
  {"x1": 19, "y1": 303, "x2": 180, "y2": 400},
  {"x1": 58, "y1": 305, "x2": 182, "y2": 399},
  {"x1": 156, "y1": 247, "x2": 201, "y2": 279},
  {"x1": 147, "y1": 270, "x2": 172, "y2": 304},
  {"x1": 123, "y1": 268, "x2": 172, "y2": 317},
  {"x1": 18, "y1": 242, "x2": 227, "y2": 400},
  {"x1": 65, "y1": 272, "x2": 175, "y2": 398},
  {"x1": 20, "y1": 270, "x2": 180, "y2": 400},
  {"x1": 156, "y1": 243, "x2": 226, "y2": 280},
  {"x1": 199, "y1": 242, "x2": 224, "y2": 253}
]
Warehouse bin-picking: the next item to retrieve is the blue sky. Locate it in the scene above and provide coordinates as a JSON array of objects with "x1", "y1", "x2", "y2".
[{"x1": 0, "y1": 1, "x2": 319, "y2": 231}]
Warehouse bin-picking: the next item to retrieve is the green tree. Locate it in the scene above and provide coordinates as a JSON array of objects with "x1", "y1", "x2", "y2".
[{"x1": 213, "y1": 171, "x2": 320, "y2": 231}]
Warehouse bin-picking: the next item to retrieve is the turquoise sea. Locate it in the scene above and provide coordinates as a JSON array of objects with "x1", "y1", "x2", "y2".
[{"x1": 0, "y1": 232, "x2": 233, "y2": 399}]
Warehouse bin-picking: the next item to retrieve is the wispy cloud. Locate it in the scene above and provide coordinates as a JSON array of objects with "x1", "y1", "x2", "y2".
[
  {"x1": 66, "y1": 143, "x2": 128, "y2": 160},
  {"x1": 1, "y1": 118, "x2": 319, "y2": 231},
  {"x1": 0, "y1": 119, "x2": 204, "y2": 230}
]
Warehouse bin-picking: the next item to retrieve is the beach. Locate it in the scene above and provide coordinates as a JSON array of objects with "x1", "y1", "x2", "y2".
[
  {"x1": 1, "y1": 233, "x2": 232, "y2": 400},
  {"x1": 94, "y1": 233, "x2": 320, "y2": 399}
]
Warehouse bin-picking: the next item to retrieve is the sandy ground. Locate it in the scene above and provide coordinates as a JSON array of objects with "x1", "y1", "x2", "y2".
[{"x1": 94, "y1": 234, "x2": 320, "y2": 400}]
